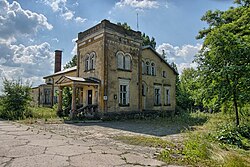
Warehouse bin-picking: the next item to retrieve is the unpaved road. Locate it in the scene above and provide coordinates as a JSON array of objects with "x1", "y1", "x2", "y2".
[{"x1": 0, "y1": 120, "x2": 184, "y2": 167}]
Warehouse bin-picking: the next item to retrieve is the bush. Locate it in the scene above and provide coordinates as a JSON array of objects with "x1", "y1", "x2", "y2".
[
  {"x1": 0, "y1": 78, "x2": 32, "y2": 120},
  {"x1": 215, "y1": 124, "x2": 250, "y2": 149}
]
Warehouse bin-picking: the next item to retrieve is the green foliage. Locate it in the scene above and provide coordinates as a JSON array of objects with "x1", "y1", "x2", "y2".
[
  {"x1": 195, "y1": 1, "x2": 250, "y2": 125},
  {"x1": 117, "y1": 22, "x2": 131, "y2": 30},
  {"x1": 30, "y1": 106, "x2": 57, "y2": 119},
  {"x1": 215, "y1": 124, "x2": 250, "y2": 149},
  {"x1": 117, "y1": 22, "x2": 157, "y2": 49},
  {"x1": 0, "y1": 78, "x2": 32, "y2": 120},
  {"x1": 63, "y1": 55, "x2": 77, "y2": 69},
  {"x1": 223, "y1": 154, "x2": 249, "y2": 167},
  {"x1": 141, "y1": 33, "x2": 156, "y2": 49}
]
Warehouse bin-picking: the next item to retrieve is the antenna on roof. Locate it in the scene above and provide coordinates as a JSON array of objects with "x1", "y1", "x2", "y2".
[{"x1": 136, "y1": 13, "x2": 139, "y2": 31}]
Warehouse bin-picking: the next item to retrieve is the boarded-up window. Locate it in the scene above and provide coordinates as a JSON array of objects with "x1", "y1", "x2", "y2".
[
  {"x1": 117, "y1": 52, "x2": 123, "y2": 69},
  {"x1": 124, "y1": 55, "x2": 131, "y2": 70}
]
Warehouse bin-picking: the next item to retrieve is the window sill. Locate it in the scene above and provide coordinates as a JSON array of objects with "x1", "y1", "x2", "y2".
[
  {"x1": 154, "y1": 104, "x2": 162, "y2": 106},
  {"x1": 164, "y1": 104, "x2": 171, "y2": 106},
  {"x1": 119, "y1": 104, "x2": 130, "y2": 107},
  {"x1": 117, "y1": 68, "x2": 132, "y2": 72},
  {"x1": 84, "y1": 69, "x2": 95, "y2": 72}
]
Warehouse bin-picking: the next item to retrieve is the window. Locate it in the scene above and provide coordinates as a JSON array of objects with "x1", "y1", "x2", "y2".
[
  {"x1": 117, "y1": 51, "x2": 131, "y2": 71},
  {"x1": 154, "y1": 87, "x2": 161, "y2": 105},
  {"x1": 146, "y1": 61, "x2": 150, "y2": 75},
  {"x1": 151, "y1": 62, "x2": 156, "y2": 76},
  {"x1": 85, "y1": 55, "x2": 90, "y2": 71},
  {"x1": 117, "y1": 52, "x2": 123, "y2": 69},
  {"x1": 165, "y1": 88, "x2": 170, "y2": 105},
  {"x1": 162, "y1": 71, "x2": 166, "y2": 78},
  {"x1": 124, "y1": 54, "x2": 131, "y2": 70},
  {"x1": 90, "y1": 52, "x2": 95, "y2": 70},
  {"x1": 44, "y1": 89, "x2": 51, "y2": 104},
  {"x1": 120, "y1": 85, "x2": 127, "y2": 105},
  {"x1": 119, "y1": 79, "x2": 130, "y2": 106},
  {"x1": 85, "y1": 52, "x2": 96, "y2": 71}
]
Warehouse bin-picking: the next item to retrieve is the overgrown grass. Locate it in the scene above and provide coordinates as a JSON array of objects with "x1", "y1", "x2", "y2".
[
  {"x1": 114, "y1": 135, "x2": 175, "y2": 148},
  {"x1": 18, "y1": 106, "x2": 62, "y2": 124},
  {"x1": 114, "y1": 111, "x2": 250, "y2": 167}
]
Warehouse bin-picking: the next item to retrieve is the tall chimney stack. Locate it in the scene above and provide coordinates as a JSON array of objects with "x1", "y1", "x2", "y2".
[{"x1": 54, "y1": 50, "x2": 62, "y2": 73}]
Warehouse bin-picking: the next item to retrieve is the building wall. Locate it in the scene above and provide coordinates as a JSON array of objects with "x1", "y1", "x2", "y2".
[
  {"x1": 77, "y1": 31, "x2": 105, "y2": 112},
  {"x1": 105, "y1": 31, "x2": 142, "y2": 112},
  {"x1": 142, "y1": 48, "x2": 176, "y2": 111},
  {"x1": 31, "y1": 87, "x2": 39, "y2": 106}
]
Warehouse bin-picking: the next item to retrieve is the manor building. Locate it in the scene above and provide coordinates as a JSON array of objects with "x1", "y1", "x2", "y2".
[{"x1": 32, "y1": 19, "x2": 178, "y2": 115}]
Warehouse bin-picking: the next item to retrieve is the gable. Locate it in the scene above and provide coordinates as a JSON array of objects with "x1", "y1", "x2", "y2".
[{"x1": 142, "y1": 46, "x2": 178, "y2": 75}]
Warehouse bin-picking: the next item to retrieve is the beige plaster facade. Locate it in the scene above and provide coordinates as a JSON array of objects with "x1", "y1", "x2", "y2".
[{"x1": 31, "y1": 19, "x2": 177, "y2": 115}]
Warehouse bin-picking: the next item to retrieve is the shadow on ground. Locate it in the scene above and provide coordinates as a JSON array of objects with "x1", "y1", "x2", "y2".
[{"x1": 65, "y1": 113, "x2": 208, "y2": 137}]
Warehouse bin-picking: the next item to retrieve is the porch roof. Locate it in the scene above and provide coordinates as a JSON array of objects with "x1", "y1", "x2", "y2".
[{"x1": 55, "y1": 75, "x2": 100, "y2": 86}]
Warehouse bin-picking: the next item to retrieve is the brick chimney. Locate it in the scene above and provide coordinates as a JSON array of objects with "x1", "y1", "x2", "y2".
[{"x1": 54, "y1": 50, "x2": 62, "y2": 73}]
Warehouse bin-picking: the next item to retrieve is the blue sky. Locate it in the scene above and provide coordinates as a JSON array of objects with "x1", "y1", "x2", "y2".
[{"x1": 0, "y1": 0, "x2": 234, "y2": 90}]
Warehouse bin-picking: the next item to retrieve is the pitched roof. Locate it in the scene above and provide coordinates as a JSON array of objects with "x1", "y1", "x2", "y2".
[
  {"x1": 55, "y1": 76, "x2": 100, "y2": 85},
  {"x1": 142, "y1": 45, "x2": 179, "y2": 75},
  {"x1": 43, "y1": 66, "x2": 77, "y2": 79}
]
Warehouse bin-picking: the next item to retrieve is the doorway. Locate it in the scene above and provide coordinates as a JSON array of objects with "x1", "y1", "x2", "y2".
[{"x1": 87, "y1": 90, "x2": 92, "y2": 105}]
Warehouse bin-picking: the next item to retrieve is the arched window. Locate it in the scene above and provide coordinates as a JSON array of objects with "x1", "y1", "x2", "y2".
[
  {"x1": 117, "y1": 52, "x2": 124, "y2": 69},
  {"x1": 146, "y1": 61, "x2": 150, "y2": 75},
  {"x1": 85, "y1": 54, "x2": 90, "y2": 71},
  {"x1": 151, "y1": 62, "x2": 156, "y2": 76},
  {"x1": 117, "y1": 51, "x2": 131, "y2": 71},
  {"x1": 90, "y1": 52, "x2": 95, "y2": 70},
  {"x1": 124, "y1": 54, "x2": 131, "y2": 70}
]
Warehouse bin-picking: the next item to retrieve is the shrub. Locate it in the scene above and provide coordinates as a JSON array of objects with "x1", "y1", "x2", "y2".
[
  {"x1": 215, "y1": 124, "x2": 250, "y2": 149},
  {"x1": 0, "y1": 78, "x2": 32, "y2": 120}
]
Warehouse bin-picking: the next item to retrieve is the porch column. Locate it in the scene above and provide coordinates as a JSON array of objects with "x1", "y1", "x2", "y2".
[
  {"x1": 79, "y1": 88, "x2": 83, "y2": 105},
  {"x1": 58, "y1": 86, "x2": 63, "y2": 112},
  {"x1": 71, "y1": 83, "x2": 76, "y2": 118}
]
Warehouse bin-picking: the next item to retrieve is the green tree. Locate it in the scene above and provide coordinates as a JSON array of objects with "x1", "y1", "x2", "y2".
[
  {"x1": 117, "y1": 22, "x2": 157, "y2": 49},
  {"x1": 195, "y1": 0, "x2": 250, "y2": 125},
  {"x1": 141, "y1": 33, "x2": 156, "y2": 49},
  {"x1": 61, "y1": 55, "x2": 77, "y2": 114},
  {"x1": 0, "y1": 78, "x2": 32, "y2": 120},
  {"x1": 64, "y1": 55, "x2": 77, "y2": 69}
]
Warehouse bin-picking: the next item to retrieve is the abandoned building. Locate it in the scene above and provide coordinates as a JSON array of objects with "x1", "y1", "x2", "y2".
[{"x1": 31, "y1": 19, "x2": 178, "y2": 116}]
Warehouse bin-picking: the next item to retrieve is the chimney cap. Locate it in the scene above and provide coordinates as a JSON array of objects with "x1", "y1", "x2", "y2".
[{"x1": 55, "y1": 50, "x2": 62, "y2": 52}]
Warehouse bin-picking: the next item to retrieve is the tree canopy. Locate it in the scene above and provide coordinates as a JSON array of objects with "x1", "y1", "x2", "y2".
[
  {"x1": 117, "y1": 22, "x2": 156, "y2": 49},
  {"x1": 195, "y1": 0, "x2": 250, "y2": 125},
  {"x1": 0, "y1": 78, "x2": 31, "y2": 120},
  {"x1": 64, "y1": 55, "x2": 77, "y2": 69}
]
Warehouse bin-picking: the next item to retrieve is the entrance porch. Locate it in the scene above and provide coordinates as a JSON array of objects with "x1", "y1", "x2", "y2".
[{"x1": 55, "y1": 76, "x2": 100, "y2": 118}]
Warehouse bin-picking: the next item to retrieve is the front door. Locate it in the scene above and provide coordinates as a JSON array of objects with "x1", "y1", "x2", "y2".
[{"x1": 87, "y1": 90, "x2": 92, "y2": 105}]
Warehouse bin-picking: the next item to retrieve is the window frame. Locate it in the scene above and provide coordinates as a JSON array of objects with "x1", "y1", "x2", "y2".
[
  {"x1": 118, "y1": 79, "x2": 130, "y2": 106},
  {"x1": 154, "y1": 86, "x2": 161, "y2": 106},
  {"x1": 164, "y1": 87, "x2": 171, "y2": 106},
  {"x1": 151, "y1": 62, "x2": 156, "y2": 76}
]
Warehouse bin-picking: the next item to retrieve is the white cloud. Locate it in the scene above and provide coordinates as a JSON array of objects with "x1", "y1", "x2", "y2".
[
  {"x1": 156, "y1": 43, "x2": 202, "y2": 73},
  {"x1": 0, "y1": 42, "x2": 54, "y2": 93},
  {"x1": 0, "y1": 0, "x2": 53, "y2": 44},
  {"x1": 75, "y1": 17, "x2": 86, "y2": 23},
  {"x1": 61, "y1": 10, "x2": 74, "y2": 20},
  {"x1": 115, "y1": 0, "x2": 159, "y2": 9},
  {"x1": 42, "y1": 0, "x2": 86, "y2": 22},
  {"x1": 71, "y1": 38, "x2": 77, "y2": 56}
]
